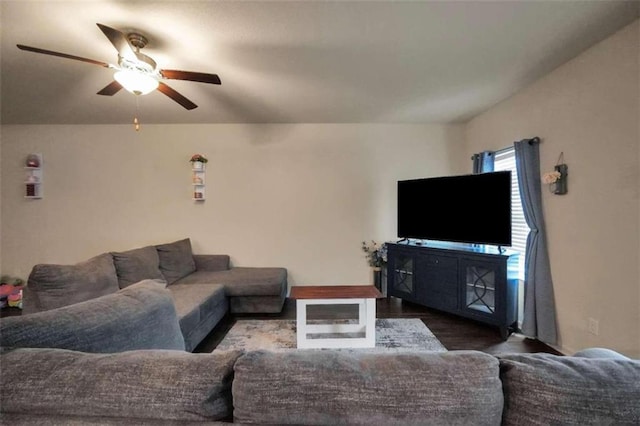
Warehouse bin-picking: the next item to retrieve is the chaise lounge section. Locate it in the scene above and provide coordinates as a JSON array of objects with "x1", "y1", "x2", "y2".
[{"x1": 179, "y1": 255, "x2": 288, "y2": 314}]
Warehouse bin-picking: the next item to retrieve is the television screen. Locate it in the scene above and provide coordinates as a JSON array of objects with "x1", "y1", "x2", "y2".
[{"x1": 397, "y1": 171, "x2": 512, "y2": 246}]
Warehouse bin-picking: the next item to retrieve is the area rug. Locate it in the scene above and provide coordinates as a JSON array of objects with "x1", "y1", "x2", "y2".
[{"x1": 213, "y1": 318, "x2": 447, "y2": 353}]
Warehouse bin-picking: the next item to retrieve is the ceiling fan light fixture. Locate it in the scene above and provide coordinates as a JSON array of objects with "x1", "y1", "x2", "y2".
[
  {"x1": 18, "y1": 24, "x2": 219, "y2": 110},
  {"x1": 114, "y1": 70, "x2": 158, "y2": 95}
]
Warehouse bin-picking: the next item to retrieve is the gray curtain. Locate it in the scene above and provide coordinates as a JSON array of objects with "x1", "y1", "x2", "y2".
[
  {"x1": 514, "y1": 137, "x2": 558, "y2": 344},
  {"x1": 471, "y1": 151, "x2": 495, "y2": 173}
]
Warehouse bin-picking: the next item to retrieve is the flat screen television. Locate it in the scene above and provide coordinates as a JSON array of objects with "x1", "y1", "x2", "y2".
[{"x1": 397, "y1": 171, "x2": 512, "y2": 246}]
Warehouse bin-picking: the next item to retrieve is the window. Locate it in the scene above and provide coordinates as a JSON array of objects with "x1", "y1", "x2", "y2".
[{"x1": 494, "y1": 147, "x2": 530, "y2": 279}]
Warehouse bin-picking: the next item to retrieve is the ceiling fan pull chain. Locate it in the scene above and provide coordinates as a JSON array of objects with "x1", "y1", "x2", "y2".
[{"x1": 134, "y1": 96, "x2": 141, "y2": 132}]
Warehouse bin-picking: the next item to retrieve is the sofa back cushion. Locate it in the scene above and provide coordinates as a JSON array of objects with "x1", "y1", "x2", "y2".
[
  {"x1": 0, "y1": 280, "x2": 185, "y2": 352},
  {"x1": 23, "y1": 252, "x2": 119, "y2": 315},
  {"x1": 111, "y1": 245, "x2": 166, "y2": 289},
  {"x1": 498, "y1": 353, "x2": 640, "y2": 425},
  {"x1": 155, "y1": 238, "x2": 196, "y2": 284},
  {"x1": 232, "y1": 350, "x2": 503, "y2": 425},
  {"x1": 0, "y1": 347, "x2": 242, "y2": 422}
]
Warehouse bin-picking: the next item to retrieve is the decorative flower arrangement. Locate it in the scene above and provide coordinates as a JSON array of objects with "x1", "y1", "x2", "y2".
[
  {"x1": 361, "y1": 240, "x2": 387, "y2": 268},
  {"x1": 542, "y1": 170, "x2": 562, "y2": 184},
  {"x1": 25, "y1": 154, "x2": 40, "y2": 168},
  {"x1": 189, "y1": 154, "x2": 208, "y2": 164}
]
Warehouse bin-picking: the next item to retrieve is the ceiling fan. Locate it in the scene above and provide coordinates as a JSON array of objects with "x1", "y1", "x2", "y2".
[{"x1": 17, "y1": 23, "x2": 221, "y2": 110}]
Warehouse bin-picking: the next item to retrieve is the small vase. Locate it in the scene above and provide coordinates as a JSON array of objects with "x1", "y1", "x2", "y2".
[
  {"x1": 372, "y1": 267, "x2": 382, "y2": 292},
  {"x1": 551, "y1": 164, "x2": 568, "y2": 195},
  {"x1": 192, "y1": 161, "x2": 204, "y2": 170}
]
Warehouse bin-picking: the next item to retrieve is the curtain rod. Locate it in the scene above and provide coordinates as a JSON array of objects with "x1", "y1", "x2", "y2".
[{"x1": 471, "y1": 136, "x2": 540, "y2": 159}]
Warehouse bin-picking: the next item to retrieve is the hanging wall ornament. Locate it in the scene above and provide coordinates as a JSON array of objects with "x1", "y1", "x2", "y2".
[{"x1": 542, "y1": 152, "x2": 568, "y2": 195}]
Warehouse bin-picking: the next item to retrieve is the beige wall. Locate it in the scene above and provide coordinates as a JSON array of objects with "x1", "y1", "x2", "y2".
[
  {"x1": 465, "y1": 21, "x2": 640, "y2": 357},
  {"x1": 0, "y1": 123, "x2": 465, "y2": 287}
]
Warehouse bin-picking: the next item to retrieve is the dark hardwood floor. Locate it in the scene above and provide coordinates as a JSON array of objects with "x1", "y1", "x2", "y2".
[{"x1": 194, "y1": 297, "x2": 562, "y2": 355}]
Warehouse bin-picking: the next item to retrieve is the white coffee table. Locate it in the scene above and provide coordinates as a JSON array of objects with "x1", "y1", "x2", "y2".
[{"x1": 290, "y1": 285, "x2": 382, "y2": 349}]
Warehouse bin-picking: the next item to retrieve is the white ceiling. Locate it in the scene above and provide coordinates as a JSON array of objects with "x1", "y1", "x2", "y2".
[{"x1": 1, "y1": 1, "x2": 638, "y2": 125}]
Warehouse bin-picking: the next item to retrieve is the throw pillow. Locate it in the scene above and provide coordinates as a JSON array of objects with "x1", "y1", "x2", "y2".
[
  {"x1": 110, "y1": 245, "x2": 165, "y2": 289},
  {"x1": 23, "y1": 252, "x2": 119, "y2": 315},
  {"x1": 0, "y1": 279, "x2": 185, "y2": 352},
  {"x1": 155, "y1": 238, "x2": 196, "y2": 284},
  {"x1": 498, "y1": 353, "x2": 640, "y2": 425}
]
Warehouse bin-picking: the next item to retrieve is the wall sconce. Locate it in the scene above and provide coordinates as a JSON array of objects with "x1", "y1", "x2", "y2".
[{"x1": 542, "y1": 152, "x2": 568, "y2": 195}]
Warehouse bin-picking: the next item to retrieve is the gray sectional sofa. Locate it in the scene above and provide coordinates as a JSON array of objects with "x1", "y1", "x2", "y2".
[
  {"x1": 20, "y1": 238, "x2": 287, "y2": 351},
  {"x1": 1, "y1": 280, "x2": 639, "y2": 425}
]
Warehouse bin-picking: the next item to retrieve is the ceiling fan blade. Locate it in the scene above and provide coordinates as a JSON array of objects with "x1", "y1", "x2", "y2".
[
  {"x1": 97, "y1": 81, "x2": 123, "y2": 96},
  {"x1": 17, "y1": 44, "x2": 110, "y2": 67},
  {"x1": 96, "y1": 23, "x2": 137, "y2": 61},
  {"x1": 157, "y1": 82, "x2": 198, "y2": 110},
  {"x1": 160, "y1": 69, "x2": 221, "y2": 85}
]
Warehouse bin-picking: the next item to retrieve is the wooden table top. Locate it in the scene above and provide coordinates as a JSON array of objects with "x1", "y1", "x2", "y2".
[{"x1": 290, "y1": 285, "x2": 383, "y2": 300}]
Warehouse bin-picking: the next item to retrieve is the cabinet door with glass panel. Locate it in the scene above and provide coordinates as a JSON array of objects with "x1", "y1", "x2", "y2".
[
  {"x1": 386, "y1": 246, "x2": 418, "y2": 302},
  {"x1": 458, "y1": 257, "x2": 506, "y2": 323}
]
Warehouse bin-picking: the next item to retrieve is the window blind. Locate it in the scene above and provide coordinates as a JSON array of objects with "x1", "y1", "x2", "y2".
[{"x1": 494, "y1": 148, "x2": 529, "y2": 278}]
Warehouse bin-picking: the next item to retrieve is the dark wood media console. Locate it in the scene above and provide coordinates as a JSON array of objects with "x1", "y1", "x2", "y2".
[{"x1": 386, "y1": 241, "x2": 519, "y2": 340}]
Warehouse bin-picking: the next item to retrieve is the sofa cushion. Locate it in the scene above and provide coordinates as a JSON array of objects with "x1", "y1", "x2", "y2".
[
  {"x1": 572, "y1": 347, "x2": 632, "y2": 360},
  {"x1": 0, "y1": 280, "x2": 185, "y2": 352},
  {"x1": 167, "y1": 283, "x2": 227, "y2": 342},
  {"x1": 0, "y1": 413, "x2": 232, "y2": 425},
  {"x1": 193, "y1": 254, "x2": 230, "y2": 272},
  {"x1": 176, "y1": 267, "x2": 286, "y2": 296},
  {"x1": 498, "y1": 353, "x2": 640, "y2": 425},
  {"x1": 156, "y1": 238, "x2": 197, "y2": 284},
  {"x1": 0, "y1": 347, "x2": 242, "y2": 422},
  {"x1": 233, "y1": 350, "x2": 503, "y2": 425},
  {"x1": 23, "y1": 252, "x2": 119, "y2": 315},
  {"x1": 230, "y1": 294, "x2": 285, "y2": 314},
  {"x1": 111, "y1": 245, "x2": 165, "y2": 289}
]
